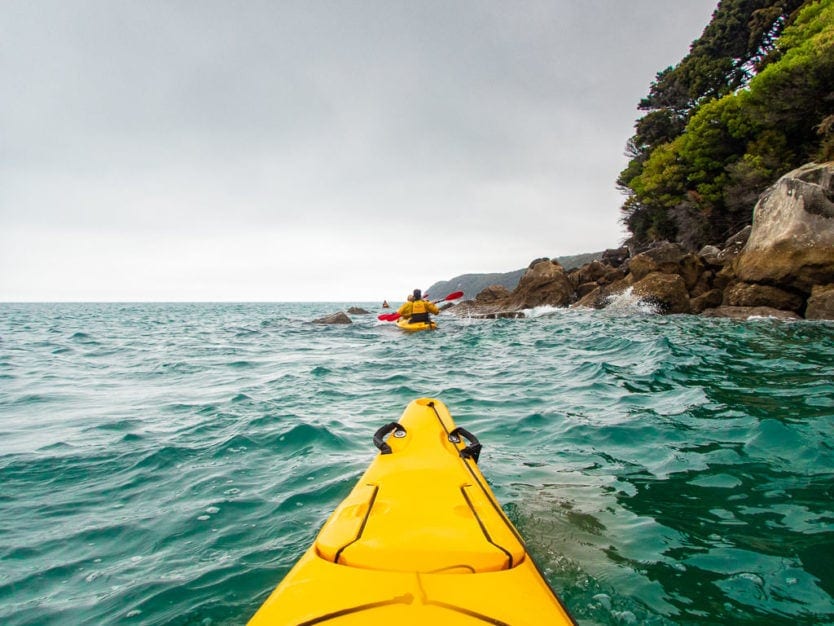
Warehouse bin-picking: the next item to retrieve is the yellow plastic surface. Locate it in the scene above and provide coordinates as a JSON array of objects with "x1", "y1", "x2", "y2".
[
  {"x1": 395, "y1": 318, "x2": 437, "y2": 332},
  {"x1": 248, "y1": 398, "x2": 575, "y2": 625}
]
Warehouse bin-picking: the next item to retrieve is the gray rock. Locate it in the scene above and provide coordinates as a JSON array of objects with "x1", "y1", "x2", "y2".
[
  {"x1": 735, "y1": 162, "x2": 834, "y2": 293},
  {"x1": 312, "y1": 311, "x2": 352, "y2": 324}
]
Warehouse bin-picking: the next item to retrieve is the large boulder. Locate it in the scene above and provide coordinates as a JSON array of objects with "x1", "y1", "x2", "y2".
[
  {"x1": 628, "y1": 242, "x2": 687, "y2": 281},
  {"x1": 735, "y1": 162, "x2": 834, "y2": 293},
  {"x1": 805, "y1": 283, "x2": 834, "y2": 320},
  {"x1": 475, "y1": 284, "x2": 512, "y2": 304},
  {"x1": 724, "y1": 282, "x2": 805, "y2": 313},
  {"x1": 570, "y1": 260, "x2": 609, "y2": 287},
  {"x1": 632, "y1": 272, "x2": 691, "y2": 314},
  {"x1": 509, "y1": 258, "x2": 574, "y2": 308},
  {"x1": 700, "y1": 306, "x2": 801, "y2": 320},
  {"x1": 679, "y1": 253, "x2": 706, "y2": 292},
  {"x1": 691, "y1": 289, "x2": 724, "y2": 314}
]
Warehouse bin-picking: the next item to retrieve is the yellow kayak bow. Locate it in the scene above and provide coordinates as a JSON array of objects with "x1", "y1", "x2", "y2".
[{"x1": 249, "y1": 398, "x2": 575, "y2": 625}]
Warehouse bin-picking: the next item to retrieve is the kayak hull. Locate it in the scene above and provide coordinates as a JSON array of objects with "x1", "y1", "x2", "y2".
[
  {"x1": 395, "y1": 318, "x2": 437, "y2": 332},
  {"x1": 248, "y1": 398, "x2": 575, "y2": 625}
]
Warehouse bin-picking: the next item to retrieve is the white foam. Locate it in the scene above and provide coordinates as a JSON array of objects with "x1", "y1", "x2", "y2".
[
  {"x1": 602, "y1": 287, "x2": 660, "y2": 315},
  {"x1": 524, "y1": 305, "x2": 565, "y2": 318}
]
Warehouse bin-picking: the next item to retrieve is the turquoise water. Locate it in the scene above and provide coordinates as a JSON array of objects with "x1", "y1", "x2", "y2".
[{"x1": 1, "y1": 302, "x2": 832, "y2": 625}]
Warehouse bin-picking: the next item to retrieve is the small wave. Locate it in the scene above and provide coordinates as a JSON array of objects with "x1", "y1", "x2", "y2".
[
  {"x1": 212, "y1": 433, "x2": 258, "y2": 457},
  {"x1": 276, "y1": 475, "x2": 355, "y2": 513},
  {"x1": 131, "y1": 445, "x2": 197, "y2": 471},
  {"x1": 89, "y1": 418, "x2": 142, "y2": 432},
  {"x1": 375, "y1": 373, "x2": 410, "y2": 384},
  {"x1": 272, "y1": 423, "x2": 348, "y2": 451},
  {"x1": 158, "y1": 361, "x2": 204, "y2": 374},
  {"x1": 70, "y1": 331, "x2": 99, "y2": 345},
  {"x1": 36, "y1": 441, "x2": 76, "y2": 452},
  {"x1": 11, "y1": 393, "x2": 72, "y2": 406}
]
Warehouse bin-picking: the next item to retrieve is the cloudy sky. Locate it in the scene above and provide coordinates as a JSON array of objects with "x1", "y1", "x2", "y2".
[{"x1": 1, "y1": 1, "x2": 717, "y2": 302}]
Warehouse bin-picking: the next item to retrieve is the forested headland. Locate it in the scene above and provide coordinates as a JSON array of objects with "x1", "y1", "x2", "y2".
[{"x1": 618, "y1": 0, "x2": 834, "y2": 251}]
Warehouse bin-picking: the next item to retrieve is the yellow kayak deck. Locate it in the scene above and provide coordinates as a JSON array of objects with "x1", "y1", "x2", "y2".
[
  {"x1": 395, "y1": 317, "x2": 437, "y2": 332},
  {"x1": 248, "y1": 398, "x2": 575, "y2": 625}
]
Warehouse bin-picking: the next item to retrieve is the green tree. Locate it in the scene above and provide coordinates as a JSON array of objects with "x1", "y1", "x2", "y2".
[{"x1": 619, "y1": 0, "x2": 833, "y2": 251}]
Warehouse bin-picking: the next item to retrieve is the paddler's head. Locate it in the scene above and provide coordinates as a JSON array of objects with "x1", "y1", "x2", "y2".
[{"x1": 413, "y1": 289, "x2": 422, "y2": 300}]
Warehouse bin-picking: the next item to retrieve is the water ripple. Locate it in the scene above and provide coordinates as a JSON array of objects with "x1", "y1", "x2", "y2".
[{"x1": 0, "y1": 303, "x2": 832, "y2": 625}]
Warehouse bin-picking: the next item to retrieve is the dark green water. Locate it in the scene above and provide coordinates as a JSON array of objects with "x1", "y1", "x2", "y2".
[{"x1": 1, "y1": 302, "x2": 832, "y2": 625}]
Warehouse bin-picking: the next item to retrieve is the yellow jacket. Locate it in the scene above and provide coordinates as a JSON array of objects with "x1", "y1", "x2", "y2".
[{"x1": 397, "y1": 299, "x2": 440, "y2": 318}]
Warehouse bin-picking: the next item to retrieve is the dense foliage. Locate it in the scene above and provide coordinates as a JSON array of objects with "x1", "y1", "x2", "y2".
[{"x1": 619, "y1": 0, "x2": 834, "y2": 251}]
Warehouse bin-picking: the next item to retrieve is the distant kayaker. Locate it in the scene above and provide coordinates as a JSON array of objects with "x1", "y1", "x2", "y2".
[
  {"x1": 397, "y1": 289, "x2": 439, "y2": 324},
  {"x1": 382, "y1": 300, "x2": 390, "y2": 308}
]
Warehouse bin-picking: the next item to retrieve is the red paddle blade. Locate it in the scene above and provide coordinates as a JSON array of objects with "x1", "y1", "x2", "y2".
[
  {"x1": 377, "y1": 313, "x2": 401, "y2": 322},
  {"x1": 441, "y1": 290, "x2": 464, "y2": 302}
]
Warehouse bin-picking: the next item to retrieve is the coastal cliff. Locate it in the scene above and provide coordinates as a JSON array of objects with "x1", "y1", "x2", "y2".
[{"x1": 445, "y1": 162, "x2": 834, "y2": 321}]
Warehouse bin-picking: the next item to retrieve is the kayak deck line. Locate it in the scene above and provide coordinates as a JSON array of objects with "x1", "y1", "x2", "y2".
[
  {"x1": 295, "y1": 593, "x2": 415, "y2": 626},
  {"x1": 248, "y1": 398, "x2": 576, "y2": 625},
  {"x1": 331, "y1": 483, "x2": 379, "y2": 565}
]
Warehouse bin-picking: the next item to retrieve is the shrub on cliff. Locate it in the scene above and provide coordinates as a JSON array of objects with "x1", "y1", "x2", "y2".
[{"x1": 619, "y1": 0, "x2": 834, "y2": 251}]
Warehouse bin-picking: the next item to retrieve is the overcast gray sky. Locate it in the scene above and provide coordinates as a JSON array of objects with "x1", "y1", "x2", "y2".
[{"x1": 1, "y1": 1, "x2": 718, "y2": 302}]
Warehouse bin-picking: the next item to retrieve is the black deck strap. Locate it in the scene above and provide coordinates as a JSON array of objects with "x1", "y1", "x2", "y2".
[
  {"x1": 373, "y1": 422, "x2": 406, "y2": 454},
  {"x1": 449, "y1": 426, "x2": 482, "y2": 463}
]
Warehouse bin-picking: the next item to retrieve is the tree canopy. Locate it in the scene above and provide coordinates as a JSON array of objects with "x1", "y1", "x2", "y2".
[{"x1": 619, "y1": 0, "x2": 834, "y2": 250}]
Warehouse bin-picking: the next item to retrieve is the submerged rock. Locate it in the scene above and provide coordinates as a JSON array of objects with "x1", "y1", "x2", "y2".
[{"x1": 346, "y1": 307, "x2": 370, "y2": 315}]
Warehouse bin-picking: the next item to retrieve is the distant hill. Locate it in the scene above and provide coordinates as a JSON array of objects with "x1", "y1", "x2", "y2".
[{"x1": 427, "y1": 252, "x2": 604, "y2": 301}]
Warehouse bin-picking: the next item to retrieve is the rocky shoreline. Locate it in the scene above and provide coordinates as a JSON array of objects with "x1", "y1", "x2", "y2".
[{"x1": 448, "y1": 162, "x2": 834, "y2": 321}]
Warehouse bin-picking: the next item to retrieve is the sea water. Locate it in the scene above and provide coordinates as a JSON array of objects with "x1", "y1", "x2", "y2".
[{"x1": 1, "y1": 302, "x2": 832, "y2": 625}]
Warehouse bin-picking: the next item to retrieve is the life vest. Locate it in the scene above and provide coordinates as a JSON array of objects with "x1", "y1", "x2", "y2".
[{"x1": 410, "y1": 299, "x2": 430, "y2": 323}]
